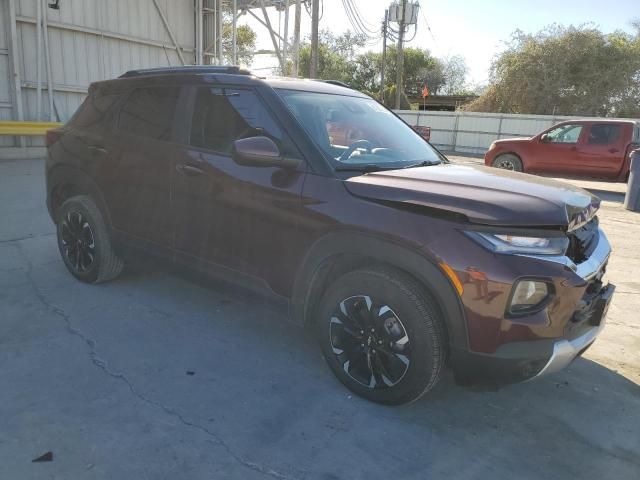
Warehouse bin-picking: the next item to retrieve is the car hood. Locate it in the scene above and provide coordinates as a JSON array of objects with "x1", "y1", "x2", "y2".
[
  {"x1": 344, "y1": 163, "x2": 599, "y2": 229},
  {"x1": 494, "y1": 137, "x2": 532, "y2": 144}
]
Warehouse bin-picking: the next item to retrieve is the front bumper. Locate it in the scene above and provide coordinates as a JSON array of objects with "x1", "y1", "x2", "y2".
[
  {"x1": 451, "y1": 227, "x2": 614, "y2": 387},
  {"x1": 531, "y1": 282, "x2": 614, "y2": 379}
]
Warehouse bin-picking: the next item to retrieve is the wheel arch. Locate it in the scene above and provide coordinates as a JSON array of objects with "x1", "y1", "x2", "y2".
[
  {"x1": 47, "y1": 165, "x2": 112, "y2": 227},
  {"x1": 290, "y1": 232, "x2": 469, "y2": 352}
]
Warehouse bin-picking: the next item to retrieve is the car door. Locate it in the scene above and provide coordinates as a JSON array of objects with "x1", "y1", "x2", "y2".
[
  {"x1": 100, "y1": 85, "x2": 183, "y2": 250},
  {"x1": 171, "y1": 85, "x2": 306, "y2": 286},
  {"x1": 575, "y1": 123, "x2": 627, "y2": 179},
  {"x1": 532, "y1": 123, "x2": 585, "y2": 175}
]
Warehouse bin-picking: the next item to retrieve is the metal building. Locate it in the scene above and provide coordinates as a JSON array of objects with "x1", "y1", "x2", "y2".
[
  {"x1": 1, "y1": 0, "x2": 300, "y2": 156},
  {"x1": 1, "y1": 0, "x2": 198, "y2": 149}
]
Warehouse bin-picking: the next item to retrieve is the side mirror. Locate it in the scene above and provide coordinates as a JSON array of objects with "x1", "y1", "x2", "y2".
[
  {"x1": 231, "y1": 136, "x2": 300, "y2": 169},
  {"x1": 540, "y1": 133, "x2": 549, "y2": 143}
]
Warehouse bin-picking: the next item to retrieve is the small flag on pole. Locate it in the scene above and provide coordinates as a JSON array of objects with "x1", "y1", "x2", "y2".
[{"x1": 422, "y1": 84, "x2": 430, "y2": 98}]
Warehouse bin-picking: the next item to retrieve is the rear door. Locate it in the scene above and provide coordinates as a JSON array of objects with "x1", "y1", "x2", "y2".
[
  {"x1": 532, "y1": 123, "x2": 585, "y2": 175},
  {"x1": 576, "y1": 123, "x2": 627, "y2": 179},
  {"x1": 101, "y1": 85, "x2": 183, "y2": 249},
  {"x1": 171, "y1": 85, "x2": 306, "y2": 285}
]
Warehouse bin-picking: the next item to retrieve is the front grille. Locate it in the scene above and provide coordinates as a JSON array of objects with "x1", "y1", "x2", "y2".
[{"x1": 566, "y1": 217, "x2": 599, "y2": 263}]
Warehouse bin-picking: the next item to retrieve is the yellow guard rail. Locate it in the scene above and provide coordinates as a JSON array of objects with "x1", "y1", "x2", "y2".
[{"x1": 0, "y1": 121, "x2": 63, "y2": 136}]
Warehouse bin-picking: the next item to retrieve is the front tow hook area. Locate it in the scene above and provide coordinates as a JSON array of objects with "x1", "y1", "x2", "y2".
[{"x1": 533, "y1": 283, "x2": 615, "y2": 379}]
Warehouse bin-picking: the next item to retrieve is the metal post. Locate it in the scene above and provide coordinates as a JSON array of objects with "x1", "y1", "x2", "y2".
[
  {"x1": 196, "y1": 0, "x2": 203, "y2": 64},
  {"x1": 292, "y1": 0, "x2": 301, "y2": 76},
  {"x1": 36, "y1": 0, "x2": 42, "y2": 121},
  {"x1": 152, "y1": 0, "x2": 186, "y2": 65},
  {"x1": 310, "y1": 0, "x2": 319, "y2": 78},
  {"x1": 395, "y1": 0, "x2": 407, "y2": 109},
  {"x1": 380, "y1": 9, "x2": 388, "y2": 103},
  {"x1": 217, "y1": 0, "x2": 223, "y2": 64},
  {"x1": 232, "y1": 0, "x2": 238, "y2": 64},
  {"x1": 259, "y1": 0, "x2": 284, "y2": 72},
  {"x1": 282, "y1": 0, "x2": 290, "y2": 75},
  {"x1": 7, "y1": 0, "x2": 24, "y2": 146},
  {"x1": 42, "y1": 0, "x2": 55, "y2": 121}
]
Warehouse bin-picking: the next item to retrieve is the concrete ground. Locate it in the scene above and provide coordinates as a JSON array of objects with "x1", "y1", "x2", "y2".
[{"x1": 1, "y1": 157, "x2": 639, "y2": 480}]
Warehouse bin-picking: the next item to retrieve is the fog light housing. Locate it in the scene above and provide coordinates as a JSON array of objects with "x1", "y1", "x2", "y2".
[{"x1": 509, "y1": 280, "x2": 550, "y2": 314}]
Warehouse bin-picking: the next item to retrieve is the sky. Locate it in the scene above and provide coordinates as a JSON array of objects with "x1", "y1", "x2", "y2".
[{"x1": 238, "y1": 0, "x2": 638, "y2": 86}]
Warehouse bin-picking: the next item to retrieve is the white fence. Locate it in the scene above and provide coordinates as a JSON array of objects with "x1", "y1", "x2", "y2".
[{"x1": 395, "y1": 110, "x2": 639, "y2": 156}]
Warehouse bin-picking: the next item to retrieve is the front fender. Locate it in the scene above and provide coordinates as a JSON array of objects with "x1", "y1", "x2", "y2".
[{"x1": 290, "y1": 231, "x2": 469, "y2": 352}]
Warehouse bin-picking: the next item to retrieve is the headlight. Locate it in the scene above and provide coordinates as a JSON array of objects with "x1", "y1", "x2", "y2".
[{"x1": 466, "y1": 231, "x2": 569, "y2": 255}]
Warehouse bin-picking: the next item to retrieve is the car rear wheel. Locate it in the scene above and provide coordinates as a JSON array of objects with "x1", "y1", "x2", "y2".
[
  {"x1": 315, "y1": 267, "x2": 446, "y2": 405},
  {"x1": 492, "y1": 153, "x2": 523, "y2": 172},
  {"x1": 56, "y1": 195, "x2": 123, "y2": 283}
]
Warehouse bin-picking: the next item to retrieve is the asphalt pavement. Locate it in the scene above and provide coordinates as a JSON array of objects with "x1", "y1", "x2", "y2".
[{"x1": 1, "y1": 158, "x2": 639, "y2": 480}]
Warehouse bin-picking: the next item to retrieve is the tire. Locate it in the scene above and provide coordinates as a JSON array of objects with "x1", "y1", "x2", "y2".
[
  {"x1": 315, "y1": 267, "x2": 446, "y2": 405},
  {"x1": 492, "y1": 153, "x2": 523, "y2": 172},
  {"x1": 56, "y1": 195, "x2": 124, "y2": 283}
]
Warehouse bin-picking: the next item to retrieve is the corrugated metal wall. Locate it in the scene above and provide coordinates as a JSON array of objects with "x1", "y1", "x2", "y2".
[
  {"x1": 397, "y1": 110, "x2": 640, "y2": 155},
  {"x1": 1, "y1": 0, "x2": 14, "y2": 146},
  {"x1": 2, "y1": 0, "x2": 196, "y2": 147}
]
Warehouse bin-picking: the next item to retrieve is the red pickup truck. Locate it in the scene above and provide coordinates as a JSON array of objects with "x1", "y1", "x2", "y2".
[{"x1": 485, "y1": 119, "x2": 640, "y2": 181}]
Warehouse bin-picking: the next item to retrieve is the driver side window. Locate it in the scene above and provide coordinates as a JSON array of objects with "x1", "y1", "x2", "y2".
[
  {"x1": 189, "y1": 87, "x2": 286, "y2": 154},
  {"x1": 545, "y1": 124, "x2": 583, "y2": 144}
]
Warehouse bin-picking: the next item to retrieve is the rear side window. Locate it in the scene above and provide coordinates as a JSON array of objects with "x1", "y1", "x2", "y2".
[
  {"x1": 189, "y1": 87, "x2": 284, "y2": 154},
  {"x1": 118, "y1": 87, "x2": 180, "y2": 141},
  {"x1": 588, "y1": 124, "x2": 621, "y2": 145},
  {"x1": 70, "y1": 93, "x2": 120, "y2": 128}
]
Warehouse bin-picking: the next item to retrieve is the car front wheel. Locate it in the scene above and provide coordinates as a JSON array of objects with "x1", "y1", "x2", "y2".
[
  {"x1": 315, "y1": 267, "x2": 446, "y2": 405},
  {"x1": 492, "y1": 153, "x2": 523, "y2": 172}
]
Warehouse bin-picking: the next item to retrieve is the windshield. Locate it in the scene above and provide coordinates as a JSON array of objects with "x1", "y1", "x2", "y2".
[{"x1": 276, "y1": 89, "x2": 444, "y2": 169}]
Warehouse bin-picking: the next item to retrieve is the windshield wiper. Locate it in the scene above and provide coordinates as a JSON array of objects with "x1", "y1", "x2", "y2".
[
  {"x1": 399, "y1": 160, "x2": 440, "y2": 169},
  {"x1": 335, "y1": 164, "x2": 388, "y2": 173}
]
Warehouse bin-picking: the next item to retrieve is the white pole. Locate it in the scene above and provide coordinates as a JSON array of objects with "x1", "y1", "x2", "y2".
[
  {"x1": 42, "y1": 0, "x2": 55, "y2": 121},
  {"x1": 292, "y1": 0, "x2": 301, "y2": 77},
  {"x1": 196, "y1": 0, "x2": 203, "y2": 64},
  {"x1": 36, "y1": 0, "x2": 42, "y2": 120},
  {"x1": 282, "y1": 0, "x2": 290, "y2": 75},
  {"x1": 232, "y1": 0, "x2": 237, "y2": 64},
  {"x1": 217, "y1": 0, "x2": 223, "y2": 64}
]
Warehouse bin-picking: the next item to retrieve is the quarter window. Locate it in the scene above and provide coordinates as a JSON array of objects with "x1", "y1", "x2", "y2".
[
  {"x1": 118, "y1": 87, "x2": 180, "y2": 141},
  {"x1": 189, "y1": 87, "x2": 285, "y2": 154},
  {"x1": 588, "y1": 124, "x2": 621, "y2": 145}
]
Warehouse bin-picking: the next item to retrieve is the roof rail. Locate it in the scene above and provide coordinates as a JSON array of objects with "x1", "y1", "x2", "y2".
[
  {"x1": 119, "y1": 65, "x2": 253, "y2": 78},
  {"x1": 318, "y1": 79, "x2": 351, "y2": 88}
]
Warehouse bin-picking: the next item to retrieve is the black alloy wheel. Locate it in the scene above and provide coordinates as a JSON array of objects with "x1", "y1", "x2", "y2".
[
  {"x1": 329, "y1": 295, "x2": 411, "y2": 389},
  {"x1": 316, "y1": 268, "x2": 446, "y2": 405},
  {"x1": 60, "y1": 210, "x2": 96, "y2": 273},
  {"x1": 56, "y1": 195, "x2": 124, "y2": 283}
]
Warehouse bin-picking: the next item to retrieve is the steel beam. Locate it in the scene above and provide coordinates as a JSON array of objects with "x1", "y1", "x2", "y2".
[
  {"x1": 15, "y1": 16, "x2": 195, "y2": 53},
  {"x1": 152, "y1": 0, "x2": 186, "y2": 65}
]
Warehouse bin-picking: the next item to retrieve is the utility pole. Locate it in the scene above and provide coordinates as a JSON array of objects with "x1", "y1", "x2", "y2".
[
  {"x1": 380, "y1": 9, "x2": 388, "y2": 103},
  {"x1": 310, "y1": 0, "x2": 319, "y2": 78},
  {"x1": 292, "y1": 0, "x2": 301, "y2": 76},
  {"x1": 394, "y1": 0, "x2": 407, "y2": 109}
]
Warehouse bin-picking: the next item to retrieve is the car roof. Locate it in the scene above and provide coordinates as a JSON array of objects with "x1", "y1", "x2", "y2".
[
  {"x1": 557, "y1": 119, "x2": 639, "y2": 125},
  {"x1": 92, "y1": 66, "x2": 368, "y2": 98}
]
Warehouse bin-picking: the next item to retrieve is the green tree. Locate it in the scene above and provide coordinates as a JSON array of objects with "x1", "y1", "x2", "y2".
[
  {"x1": 466, "y1": 24, "x2": 640, "y2": 116},
  {"x1": 219, "y1": 16, "x2": 257, "y2": 66}
]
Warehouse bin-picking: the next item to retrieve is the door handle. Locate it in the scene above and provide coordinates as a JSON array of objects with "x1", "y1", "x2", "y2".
[
  {"x1": 608, "y1": 148, "x2": 620, "y2": 154},
  {"x1": 176, "y1": 163, "x2": 205, "y2": 177},
  {"x1": 87, "y1": 145, "x2": 107, "y2": 154},
  {"x1": 570, "y1": 146, "x2": 577, "y2": 151}
]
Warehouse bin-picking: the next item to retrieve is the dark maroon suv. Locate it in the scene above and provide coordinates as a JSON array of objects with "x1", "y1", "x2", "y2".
[{"x1": 46, "y1": 66, "x2": 615, "y2": 405}]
